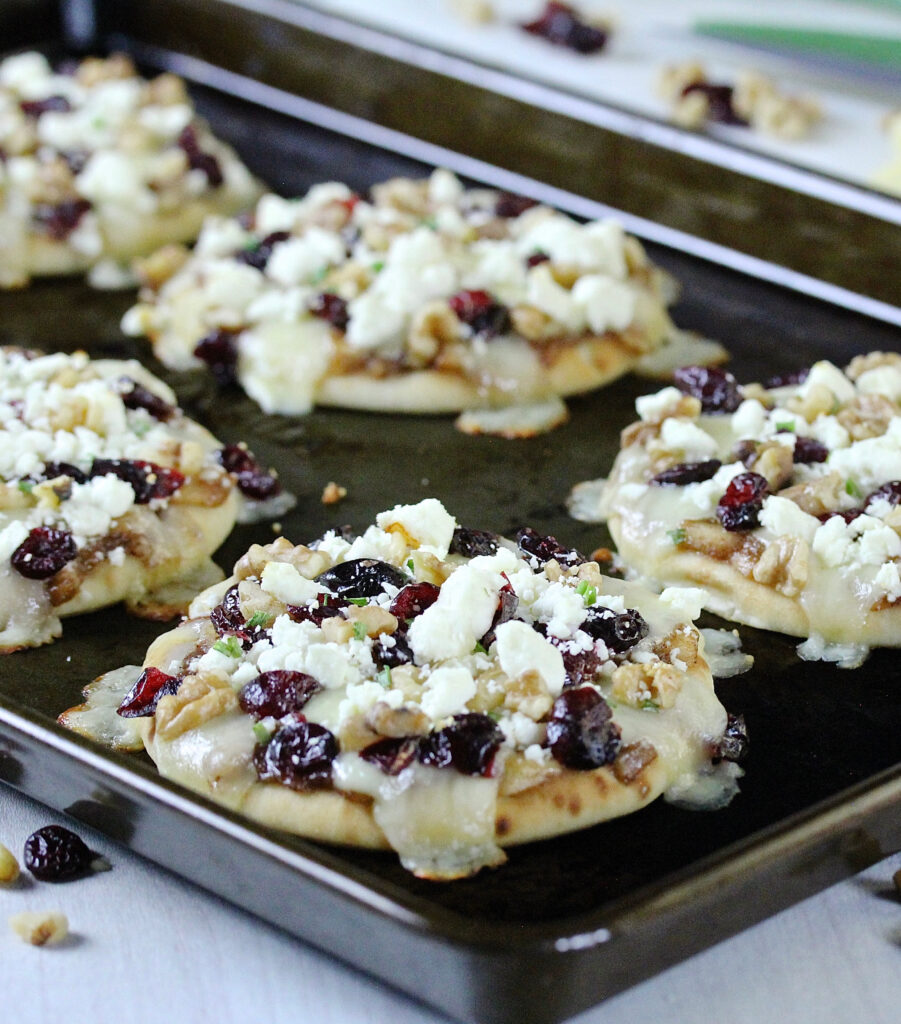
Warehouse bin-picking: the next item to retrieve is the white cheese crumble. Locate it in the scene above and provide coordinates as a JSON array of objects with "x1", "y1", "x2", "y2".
[{"x1": 494, "y1": 620, "x2": 565, "y2": 696}]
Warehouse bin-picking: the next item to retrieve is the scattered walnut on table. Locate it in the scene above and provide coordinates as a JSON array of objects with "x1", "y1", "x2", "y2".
[{"x1": 321, "y1": 481, "x2": 347, "y2": 506}]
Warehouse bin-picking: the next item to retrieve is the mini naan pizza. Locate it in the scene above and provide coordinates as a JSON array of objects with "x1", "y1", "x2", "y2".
[
  {"x1": 595, "y1": 354, "x2": 901, "y2": 663},
  {"x1": 121, "y1": 169, "x2": 676, "y2": 422},
  {"x1": 65, "y1": 499, "x2": 746, "y2": 879},
  {"x1": 0, "y1": 51, "x2": 261, "y2": 288},
  {"x1": 0, "y1": 346, "x2": 284, "y2": 650}
]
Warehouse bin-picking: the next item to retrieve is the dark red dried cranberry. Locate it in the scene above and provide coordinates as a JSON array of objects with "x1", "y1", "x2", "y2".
[
  {"x1": 448, "y1": 289, "x2": 511, "y2": 338},
  {"x1": 732, "y1": 439, "x2": 758, "y2": 466},
  {"x1": 560, "y1": 645, "x2": 602, "y2": 688},
  {"x1": 817, "y1": 508, "x2": 864, "y2": 525},
  {"x1": 681, "y1": 82, "x2": 748, "y2": 126},
  {"x1": 582, "y1": 606, "x2": 648, "y2": 653},
  {"x1": 38, "y1": 461, "x2": 88, "y2": 484},
  {"x1": 516, "y1": 526, "x2": 585, "y2": 568},
  {"x1": 865, "y1": 481, "x2": 901, "y2": 510},
  {"x1": 235, "y1": 231, "x2": 290, "y2": 271},
  {"x1": 20, "y1": 95, "x2": 71, "y2": 118},
  {"x1": 90, "y1": 458, "x2": 184, "y2": 503},
  {"x1": 546, "y1": 687, "x2": 621, "y2": 769},
  {"x1": 194, "y1": 328, "x2": 240, "y2": 386},
  {"x1": 372, "y1": 630, "x2": 414, "y2": 668},
  {"x1": 495, "y1": 192, "x2": 539, "y2": 218},
  {"x1": 716, "y1": 472, "x2": 768, "y2": 531},
  {"x1": 389, "y1": 582, "x2": 440, "y2": 620},
  {"x1": 713, "y1": 713, "x2": 749, "y2": 764},
  {"x1": 315, "y1": 558, "x2": 409, "y2": 599},
  {"x1": 254, "y1": 721, "x2": 338, "y2": 790},
  {"x1": 177, "y1": 124, "x2": 223, "y2": 186},
  {"x1": 10, "y1": 527, "x2": 77, "y2": 580},
  {"x1": 117, "y1": 667, "x2": 181, "y2": 717},
  {"x1": 449, "y1": 526, "x2": 500, "y2": 557},
  {"x1": 286, "y1": 593, "x2": 347, "y2": 626},
  {"x1": 32, "y1": 198, "x2": 92, "y2": 240},
  {"x1": 23, "y1": 825, "x2": 99, "y2": 882},
  {"x1": 651, "y1": 460, "x2": 722, "y2": 486},
  {"x1": 116, "y1": 377, "x2": 175, "y2": 421},
  {"x1": 479, "y1": 577, "x2": 518, "y2": 649},
  {"x1": 61, "y1": 148, "x2": 90, "y2": 175},
  {"x1": 793, "y1": 437, "x2": 828, "y2": 464},
  {"x1": 765, "y1": 367, "x2": 809, "y2": 389},
  {"x1": 522, "y1": 2, "x2": 607, "y2": 54},
  {"x1": 238, "y1": 671, "x2": 321, "y2": 720},
  {"x1": 525, "y1": 251, "x2": 550, "y2": 268},
  {"x1": 359, "y1": 736, "x2": 420, "y2": 775},
  {"x1": 209, "y1": 584, "x2": 270, "y2": 648},
  {"x1": 309, "y1": 292, "x2": 350, "y2": 332},
  {"x1": 419, "y1": 714, "x2": 503, "y2": 776},
  {"x1": 216, "y1": 443, "x2": 281, "y2": 501},
  {"x1": 674, "y1": 365, "x2": 742, "y2": 414}
]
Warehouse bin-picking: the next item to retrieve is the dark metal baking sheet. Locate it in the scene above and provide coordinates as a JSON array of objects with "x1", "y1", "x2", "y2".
[
  {"x1": 86, "y1": 0, "x2": 901, "y2": 313},
  {"x1": 0, "y1": 29, "x2": 900, "y2": 1024}
]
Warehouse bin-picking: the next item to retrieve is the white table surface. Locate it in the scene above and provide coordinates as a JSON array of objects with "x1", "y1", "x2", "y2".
[{"x1": 2, "y1": 785, "x2": 899, "y2": 1024}]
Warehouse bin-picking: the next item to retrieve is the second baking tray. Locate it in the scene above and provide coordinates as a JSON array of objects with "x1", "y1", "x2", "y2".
[{"x1": 0, "y1": 42, "x2": 900, "y2": 1024}]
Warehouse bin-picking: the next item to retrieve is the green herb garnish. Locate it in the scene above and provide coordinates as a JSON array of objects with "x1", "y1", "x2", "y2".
[
  {"x1": 487, "y1": 709, "x2": 503, "y2": 723},
  {"x1": 371, "y1": 260, "x2": 385, "y2": 273},
  {"x1": 472, "y1": 641, "x2": 488, "y2": 655},
  {"x1": 252, "y1": 721, "x2": 272, "y2": 744},
  {"x1": 352, "y1": 621, "x2": 368, "y2": 641},
  {"x1": 17, "y1": 480, "x2": 34, "y2": 494},
  {"x1": 378, "y1": 666, "x2": 392, "y2": 688},
  {"x1": 213, "y1": 636, "x2": 243, "y2": 658},
  {"x1": 576, "y1": 580, "x2": 597, "y2": 606},
  {"x1": 406, "y1": 557, "x2": 415, "y2": 572},
  {"x1": 845, "y1": 478, "x2": 863, "y2": 499},
  {"x1": 640, "y1": 699, "x2": 660, "y2": 712},
  {"x1": 775, "y1": 420, "x2": 796, "y2": 432},
  {"x1": 347, "y1": 597, "x2": 368, "y2": 607},
  {"x1": 309, "y1": 264, "x2": 329, "y2": 284},
  {"x1": 420, "y1": 216, "x2": 438, "y2": 230},
  {"x1": 246, "y1": 610, "x2": 273, "y2": 629},
  {"x1": 667, "y1": 527, "x2": 687, "y2": 545}
]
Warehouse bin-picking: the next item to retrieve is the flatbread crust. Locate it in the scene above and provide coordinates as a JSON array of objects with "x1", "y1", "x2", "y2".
[
  {"x1": 0, "y1": 51, "x2": 261, "y2": 288},
  {"x1": 122, "y1": 169, "x2": 675, "y2": 419},
  {"x1": 597, "y1": 354, "x2": 901, "y2": 656},
  {"x1": 0, "y1": 347, "x2": 279, "y2": 650},
  {"x1": 82, "y1": 498, "x2": 742, "y2": 879}
]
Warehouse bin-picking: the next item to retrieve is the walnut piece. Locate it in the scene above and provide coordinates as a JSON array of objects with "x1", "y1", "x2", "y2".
[
  {"x1": 611, "y1": 660, "x2": 682, "y2": 710},
  {"x1": 751, "y1": 536, "x2": 809, "y2": 597},
  {"x1": 154, "y1": 673, "x2": 237, "y2": 740}
]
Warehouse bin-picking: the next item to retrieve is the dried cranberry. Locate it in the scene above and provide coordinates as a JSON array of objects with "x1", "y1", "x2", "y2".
[
  {"x1": 546, "y1": 687, "x2": 620, "y2": 769},
  {"x1": 765, "y1": 367, "x2": 808, "y2": 389},
  {"x1": 522, "y1": 2, "x2": 607, "y2": 54},
  {"x1": 315, "y1": 558, "x2": 409, "y2": 599},
  {"x1": 359, "y1": 736, "x2": 420, "y2": 775},
  {"x1": 38, "y1": 461, "x2": 88, "y2": 484},
  {"x1": 525, "y1": 251, "x2": 550, "y2": 268},
  {"x1": 560, "y1": 645, "x2": 602, "y2": 688},
  {"x1": 651, "y1": 460, "x2": 722, "y2": 486},
  {"x1": 479, "y1": 577, "x2": 518, "y2": 649},
  {"x1": 239, "y1": 671, "x2": 321, "y2": 720},
  {"x1": 117, "y1": 667, "x2": 181, "y2": 717},
  {"x1": 286, "y1": 593, "x2": 347, "y2": 626},
  {"x1": 23, "y1": 825, "x2": 99, "y2": 882},
  {"x1": 418, "y1": 714, "x2": 503, "y2": 776},
  {"x1": 309, "y1": 292, "x2": 350, "y2": 332},
  {"x1": 177, "y1": 124, "x2": 223, "y2": 186},
  {"x1": 818, "y1": 508, "x2": 864, "y2": 525},
  {"x1": 582, "y1": 606, "x2": 648, "y2": 653},
  {"x1": 10, "y1": 527, "x2": 77, "y2": 580},
  {"x1": 90, "y1": 458, "x2": 184, "y2": 503},
  {"x1": 681, "y1": 82, "x2": 747, "y2": 126},
  {"x1": 674, "y1": 365, "x2": 742, "y2": 414},
  {"x1": 716, "y1": 472, "x2": 768, "y2": 531},
  {"x1": 209, "y1": 584, "x2": 270, "y2": 648},
  {"x1": 449, "y1": 526, "x2": 500, "y2": 557},
  {"x1": 865, "y1": 481, "x2": 901, "y2": 510},
  {"x1": 389, "y1": 582, "x2": 440, "y2": 620},
  {"x1": 194, "y1": 328, "x2": 241, "y2": 386},
  {"x1": 448, "y1": 289, "x2": 511, "y2": 338},
  {"x1": 254, "y1": 721, "x2": 338, "y2": 790},
  {"x1": 235, "y1": 231, "x2": 290, "y2": 271},
  {"x1": 216, "y1": 443, "x2": 281, "y2": 501},
  {"x1": 20, "y1": 95, "x2": 71, "y2": 118},
  {"x1": 495, "y1": 192, "x2": 539, "y2": 218},
  {"x1": 792, "y1": 437, "x2": 828, "y2": 464},
  {"x1": 116, "y1": 377, "x2": 175, "y2": 421},
  {"x1": 32, "y1": 198, "x2": 92, "y2": 240},
  {"x1": 713, "y1": 713, "x2": 749, "y2": 764},
  {"x1": 61, "y1": 148, "x2": 90, "y2": 175},
  {"x1": 516, "y1": 526, "x2": 585, "y2": 568},
  {"x1": 372, "y1": 630, "x2": 414, "y2": 668}
]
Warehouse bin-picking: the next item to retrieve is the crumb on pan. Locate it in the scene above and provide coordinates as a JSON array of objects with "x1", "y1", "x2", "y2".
[{"x1": 322, "y1": 482, "x2": 348, "y2": 505}]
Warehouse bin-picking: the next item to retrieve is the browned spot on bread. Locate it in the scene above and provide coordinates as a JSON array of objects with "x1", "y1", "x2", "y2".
[
  {"x1": 592, "y1": 772, "x2": 608, "y2": 795},
  {"x1": 496, "y1": 815, "x2": 511, "y2": 837},
  {"x1": 568, "y1": 796, "x2": 582, "y2": 816},
  {"x1": 552, "y1": 792, "x2": 566, "y2": 808}
]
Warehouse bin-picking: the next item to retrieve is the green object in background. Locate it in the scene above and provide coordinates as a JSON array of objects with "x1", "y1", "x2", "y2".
[{"x1": 695, "y1": 22, "x2": 901, "y2": 71}]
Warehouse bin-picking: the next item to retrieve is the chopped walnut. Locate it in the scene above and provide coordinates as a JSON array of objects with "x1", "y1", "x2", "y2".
[
  {"x1": 611, "y1": 660, "x2": 682, "y2": 710},
  {"x1": 751, "y1": 536, "x2": 809, "y2": 596},
  {"x1": 510, "y1": 304, "x2": 556, "y2": 343},
  {"x1": 144, "y1": 72, "x2": 189, "y2": 106},
  {"x1": 733, "y1": 71, "x2": 821, "y2": 140},
  {"x1": 502, "y1": 670, "x2": 553, "y2": 720},
  {"x1": 777, "y1": 471, "x2": 847, "y2": 516},
  {"x1": 234, "y1": 538, "x2": 331, "y2": 581},
  {"x1": 407, "y1": 549, "x2": 453, "y2": 585},
  {"x1": 135, "y1": 244, "x2": 191, "y2": 292},
  {"x1": 672, "y1": 89, "x2": 712, "y2": 130},
  {"x1": 408, "y1": 300, "x2": 461, "y2": 365},
  {"x1": 787, "y1": 382, "x2": 839, "y2": 423},
  {"x1": 845, "y1": 351, "x2": 901, "y2": 380},
  {"x1": 365, "y1": 701, "x2": 430, "y2": 738},
  {"x1": 680, "y1": 519, "x2": 764, "y2": 573},
  {"x1": 76, "y1": 52, "x2": 136, "y2": 86},
  {"x1": 370, "y1": 176, "x2": 431, "y2": 216},
  {"x1": 154, "y1": 673, "x2": 237, "y2": 740},
  {"x1": 657, "y1": 60, "x2": 706, "y2": 102},
  {"x1": 498, "y1": 751, "x2": 559, "y2": 797},
  {"x1": 29, "y1": 157, "x2": 78, "y2": 206},
  {"x1": 346, "y1": 604, "x2": 398, "y2": 638},
  {"x1": 613, "y1": 740, "x2": 658, "y2": 784},
  {"x1": 9, "y1": 911, "x2": 69, "y2": 946},
  {"x1": 746, "y1": 440, "x2": 794, "y2": 490},
  {"x1": 653, "y1": 625, "x2": 701, "y2": 671},
  {"x1": 837, "y1": 394, "x2": 896, "y2": 441},
  {"x1": 321, "y1": 481, "x2": 347, "y2": 505}
]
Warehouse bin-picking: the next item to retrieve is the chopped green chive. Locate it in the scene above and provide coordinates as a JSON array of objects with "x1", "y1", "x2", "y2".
[
  {"x1": 17, "y1": 480, "x2": 34, "y2": 494},
  {"x1": 406, "y1": 558, "x2": 415, "y2": 572},
  {"x1": 252, "y1": 721, "x2": 272, "y2": 744},
  {"x1": 246, "y1": 610, "x2": 273, "y2": 629},
  {"x1": 309, "y1": 264, "x2": 329, "y2": 284},
  {"x1": 487, "y1": 709, "x2": 503, "y2": 723},
  {"x1": 845, "y1": 478, "x2": 863, "y2": 499},
  {"x1": 472, "y1": 641, "x2": 488, "y2": 655},
  {"x1": 213, "y1": 636, "x2": 242, "y2": 658},
  {"x1": 420, "y1": 216, "x2": 438, "y2": 229},
  {"x1": 667, "y1": 527, "x2": 687, "y2": 545},
  {"x1": 378, "y1": 666, "x2": 392, "y2": 688},
  {"x1": 576, "y1": 580, "x2": 597, "y2": 606},
  {"x1": 347, "y1": 597, "x2": 368, "y2": 607},
  {"x1": 353, "y1": 621, "x2": 368, "y2": 641},
  {"x1": 775, "y1": 420, "x2": 795, "y2": 432},
  {"x1": 640, "y1": 699, "x2": 660, "y2": 712},
  {"x1": 371, "y1": 260, "x2": 385, "y2": 273}
]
